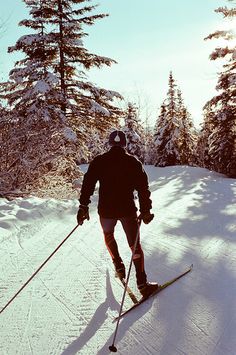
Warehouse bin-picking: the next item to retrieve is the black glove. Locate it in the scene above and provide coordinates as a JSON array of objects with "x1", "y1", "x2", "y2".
[
  {"x1": 140, "y1": 211, "x2": 154, "y2": 224},
  {"x1": 77, "y1": 205, "x2": 90, "y2": 225}
]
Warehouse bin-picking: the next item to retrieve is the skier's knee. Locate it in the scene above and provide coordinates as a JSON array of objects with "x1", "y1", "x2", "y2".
[
  {"x1": 130, "y1": 243, "x2": 142, "y2": 254},
  {"x1": 133, "y1": 253, "x2": 141, "y2": 260}
]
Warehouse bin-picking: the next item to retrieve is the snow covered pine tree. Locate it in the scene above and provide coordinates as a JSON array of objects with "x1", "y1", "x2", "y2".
[
  {"x1": 202, "y1": 1, "x2": 236, "y2": 176},
  {"x1": 0, "y1": 0, "x2": 122, "y2": 196},
  {"x1": 153, "y1": 72, "x2": 196, "y2": 167}
]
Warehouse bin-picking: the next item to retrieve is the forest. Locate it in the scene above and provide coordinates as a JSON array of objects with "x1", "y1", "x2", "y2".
[{"x1": 0, "y1": 0, "x2": 235, "y2": 198}]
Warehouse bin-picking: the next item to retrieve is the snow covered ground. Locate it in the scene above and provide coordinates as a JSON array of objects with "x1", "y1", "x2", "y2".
[{"x1": 0, "y1": 165, "x2": 236, "y2": 355}]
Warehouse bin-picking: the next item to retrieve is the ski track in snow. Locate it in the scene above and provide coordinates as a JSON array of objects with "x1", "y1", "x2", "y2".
[{"x1": 0, "y1": 166, "x2": 236, "y2": 355}]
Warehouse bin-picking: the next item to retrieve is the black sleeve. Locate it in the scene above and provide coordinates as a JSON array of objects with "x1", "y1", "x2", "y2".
[
  {"x1": 79, "y1": 158, "x2": 99, "y2": 206},
  {"x1": 134, "y1": 161, "x2": 152, "y2": 213}
]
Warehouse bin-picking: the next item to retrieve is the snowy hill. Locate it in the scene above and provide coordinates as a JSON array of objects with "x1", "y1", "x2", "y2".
[{"x1": 0, "y1": 166, "x2": 236, "y2": 355}]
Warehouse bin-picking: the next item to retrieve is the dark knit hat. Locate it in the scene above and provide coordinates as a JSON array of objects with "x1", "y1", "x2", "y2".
[{"x1": 109, "y1": 130, "x2": 127, "y2": 147}]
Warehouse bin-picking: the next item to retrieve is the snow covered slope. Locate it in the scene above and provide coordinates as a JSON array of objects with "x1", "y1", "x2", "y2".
[{"x1": 0, "y1": 166, "x2": 236, "y2": 355}]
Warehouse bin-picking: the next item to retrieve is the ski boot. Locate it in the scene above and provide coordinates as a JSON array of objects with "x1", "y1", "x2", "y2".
[{"x1": 138, "y1": 282, "x2": 159, "y2": 298}]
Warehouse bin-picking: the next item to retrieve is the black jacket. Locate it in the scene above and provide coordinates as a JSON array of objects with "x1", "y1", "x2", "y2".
[{"x1": 79, "y1": 146, "x2": 152, "y2": 218}]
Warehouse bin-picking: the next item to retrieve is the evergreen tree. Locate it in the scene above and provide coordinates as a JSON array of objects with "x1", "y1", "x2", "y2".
[
  {"x1": 2, "y1": 0, "x2": 121, "y2": 124},
  {"x1": 153, "y1": 102, "x2": 168, "y2": 166},
  {"x1": 123, "y1": 102, "x2": 146, "y2": 162},
  {"x1": 196, "y1": 103, "x2": 215, "y2": 169},
  {"x1": 0, "y1": 104, "x2": 9, "y2": 189},
  {"x1": 144, "y1": 125, "x2": 156, "y2": 165},
  {"x1": 0, "y1": 0, "x2": 122, "y2": 195},
  {"x1": 153, "y1": 72, "x2": 196, "y2": 166},
  {"x1": 85, "y1": 126, "x2": 109, "y2": 162},
  {"x1": 203, "y1": 0, "x2": 236, "y2": 176},
  {"x1": 176, "y1": 89, "x2": 197, "y2": 165},
  {"x1": 154, "y1": 72, "x2": 180, "y2": 166}
]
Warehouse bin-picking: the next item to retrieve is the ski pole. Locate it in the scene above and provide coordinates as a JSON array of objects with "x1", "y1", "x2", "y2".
[
  {"x1": 0, "y1": 224, "x2": 79, "y2": 315},
  {"x1": 109, "y1": 217, "x2": 142, "y2": 353}
]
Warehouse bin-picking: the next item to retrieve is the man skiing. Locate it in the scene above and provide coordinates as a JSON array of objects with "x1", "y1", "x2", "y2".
[{"x1": 77, "y1": 130, "x2": 158, "y2": 298}]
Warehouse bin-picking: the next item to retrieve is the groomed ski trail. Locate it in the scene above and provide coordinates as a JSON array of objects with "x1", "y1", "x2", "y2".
[{"x1": 0, "y1": 165, "x2": 236, "y2": 354}]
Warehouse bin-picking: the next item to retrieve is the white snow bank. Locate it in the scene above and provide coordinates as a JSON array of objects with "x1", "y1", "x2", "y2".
[{"x1": 0, "y1": 197, "x2": 78, "y2": 235}]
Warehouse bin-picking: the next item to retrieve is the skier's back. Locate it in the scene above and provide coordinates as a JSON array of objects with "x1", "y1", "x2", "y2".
[{"x1": 77, "y1": 130, "x2": 158, "y2": 297}]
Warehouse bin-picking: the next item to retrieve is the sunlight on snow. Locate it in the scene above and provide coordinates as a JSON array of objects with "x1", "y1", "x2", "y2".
[
  {"x1": 186, "y1": 297, "x2": 220, "y2": 341},
  {"x1": 165, "y1": 237, "x2": 190, "y2": 264},
  {"x1": 199, "y1": 237, "x2": 229, "y2": 263},
  {"x1": 226, "y1": 223, "x2": 236, "y2": 233},
  {"x1": 222, "y1": 203, "x2": 236, "y2": 216},
  {"x1": 222, "y1": 203, "x2": 236, "y2": 233}
]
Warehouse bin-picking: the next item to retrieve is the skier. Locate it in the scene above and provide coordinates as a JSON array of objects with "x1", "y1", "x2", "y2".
[{"x1": 77, "y1": 130, "x2": 158, "y2": 298}]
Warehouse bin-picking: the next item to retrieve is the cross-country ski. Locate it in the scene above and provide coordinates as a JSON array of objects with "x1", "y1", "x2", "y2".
[
  {"x1": 116, "y1": 274, "x2": 139, "y2": 304},
  {"x1": 114, "y1": 264, "x2": 193, "y2": 322}
]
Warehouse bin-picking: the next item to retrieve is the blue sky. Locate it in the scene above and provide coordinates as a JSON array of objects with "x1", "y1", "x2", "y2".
[{"x1": 0, "y1": 0, "x2": 232, "y2": 127}]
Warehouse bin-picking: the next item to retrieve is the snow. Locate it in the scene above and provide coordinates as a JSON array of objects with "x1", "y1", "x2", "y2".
[
  {"x1": 0, "y1": 166, "x2": 236, "y2": 355},
  {"x1": 69, "y1": 39, "x2": 83, "y2": 47},
  {"x1": 89, "y1": 101, "x2": 110, "y2": 116},
  {"x1": 10, "y1": 34, "x2": 42, "y2": 48},
  {"x1": 63, "y1": 127, "x2": 78, "y2": 142},
  {"x1": 33, "y1": 80, "x2": 51, "y2": 94}
]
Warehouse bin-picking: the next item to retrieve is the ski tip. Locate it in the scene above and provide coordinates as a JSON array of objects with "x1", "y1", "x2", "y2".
[{"x1": 190, "y1": 264, "x2": 193, "y2": 270}]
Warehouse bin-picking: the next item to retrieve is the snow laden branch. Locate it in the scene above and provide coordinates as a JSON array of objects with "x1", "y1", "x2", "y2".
[
  {"x1": 209, "y1": 46, "x2": 235, "y2": 60},
  {"x1": 215, "y1": 6, "x2": 236, "y2": 18},
  {"x1": 204, "y1": 30, "x2": 235, "y2": 41}
]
